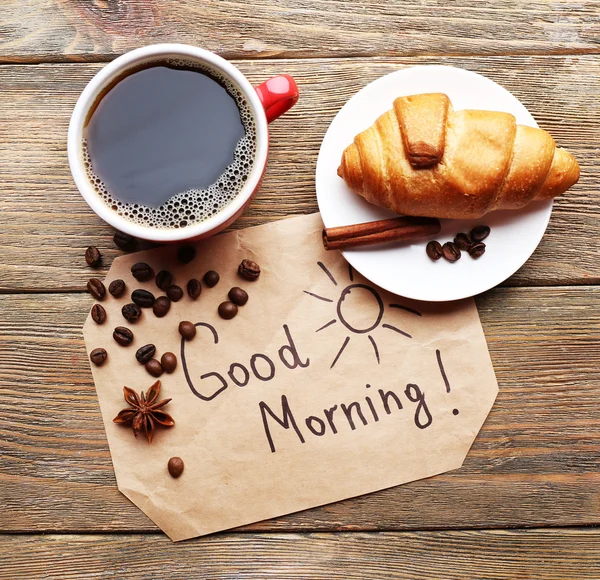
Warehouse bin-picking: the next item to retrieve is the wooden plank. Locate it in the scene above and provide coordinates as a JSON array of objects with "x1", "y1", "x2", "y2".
[
  {"x1": 0, "y1": 56, "x2": 598, "y2": 291},
  {"x1": 3, "y1": 530, "x2": 600, "y2": 579},
  {"x1": 2, "y1": 0, "x2": 600, "y2": 62},
  {"x1": 1, "y1": 286, "x2": 599, "y2": 532}
]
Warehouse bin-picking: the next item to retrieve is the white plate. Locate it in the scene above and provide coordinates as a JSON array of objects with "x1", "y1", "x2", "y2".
[{"x1": 316, "y1": 65, "x2": 552, "y2": 301}]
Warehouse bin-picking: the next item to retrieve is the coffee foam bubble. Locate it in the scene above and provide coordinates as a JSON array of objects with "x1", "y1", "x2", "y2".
[{"x1": 82, "y1": 58, "x2": 257, "y2": 230}]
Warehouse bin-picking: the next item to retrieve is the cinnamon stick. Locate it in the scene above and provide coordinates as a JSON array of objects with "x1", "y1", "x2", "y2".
[{"x1": 322, "y1": 216, "x2": 440, "y2": 251}]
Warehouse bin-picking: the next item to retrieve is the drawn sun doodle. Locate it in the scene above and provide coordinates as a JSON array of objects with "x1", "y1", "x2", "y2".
[{"x1": 304, "y1": 262, "x2": 422, "y2": 368}]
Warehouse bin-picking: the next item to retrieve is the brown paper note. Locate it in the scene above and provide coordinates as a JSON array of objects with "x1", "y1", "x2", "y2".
[{"x1": 83, "y1": 213, "x2": 498, "y2": 541}]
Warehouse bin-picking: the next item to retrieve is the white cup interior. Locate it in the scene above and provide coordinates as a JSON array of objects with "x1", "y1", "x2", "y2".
[{"x1": 68, "y1": 44, "x2": 268, "y2": 242}]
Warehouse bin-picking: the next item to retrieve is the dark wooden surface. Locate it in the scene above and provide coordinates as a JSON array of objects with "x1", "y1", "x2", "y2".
[
  {"x1": 2, "y1": 1, "x2": 600, "y2": 62},
  {"x1": 0, "y1": 1, "x2": 599, "y2": 577},
  {"x1": 4, "y1": 531, "x2": 600, "y2": 579}
]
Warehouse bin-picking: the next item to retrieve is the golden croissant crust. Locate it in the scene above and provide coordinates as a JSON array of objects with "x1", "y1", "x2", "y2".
[{"x1": 337, "y1": 93, "x2": 580, "y2": 219}]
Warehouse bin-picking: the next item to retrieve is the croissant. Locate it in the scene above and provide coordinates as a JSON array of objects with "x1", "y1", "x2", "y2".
[{"x1": 337, "y1": 93, "x2": 580, "y2": 219}]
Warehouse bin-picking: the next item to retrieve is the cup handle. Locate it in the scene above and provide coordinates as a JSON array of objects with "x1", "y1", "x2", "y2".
[{"x1": 255, "y1": 75, "x2": 299, "y2": 124}]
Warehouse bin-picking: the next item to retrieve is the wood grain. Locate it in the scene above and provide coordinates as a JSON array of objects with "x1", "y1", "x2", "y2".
[
  {"x1": 0, "y1": 56, "x2": 598, "y2": 291},
  {"x1": 1, "y1": 287, "x2": 599, "y2": 532},
  {"x1": 2, "y1": 0, "x2": 600, "y2": 62},
  {"x1": 3, "y1": 530, "x2": 600, "y2": 579}
]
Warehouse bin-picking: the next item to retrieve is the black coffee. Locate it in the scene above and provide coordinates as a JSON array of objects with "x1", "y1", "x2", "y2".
[{"x1": 84, "y1": 62, "x2": 256, "y2": 229}]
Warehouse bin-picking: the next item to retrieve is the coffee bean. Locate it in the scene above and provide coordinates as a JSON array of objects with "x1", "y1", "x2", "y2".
[
  {"x1": 131, "y1": 262, "x2": 153, "y2": 281},
  {"x1": 454, "y1": 233, "x2": 472, "y2": 251},
  {"x1": 228, "y1": 287, "x2": 248, "y2": 306},
  {"x1": 166, "y1": 285, "x2": 183, "y2": 302},
  {"x1": 131, "y1": 289, "x2": 155, "y2": 308},
  {"x1": 113, "y1": 326, "x2": 134, "y2": 346},
  {"x1": 155, "y1": 270, "x2": 173, "y2": 290},
  {"x1": 136, "y1": 344, "x2": 156, "y2": 364},
  {"x1": 179, "y1": 321, "x2": 196, "y2": 341},
  {"x1": 238, "y1": 259, "x2": 260, "y2": 281},
  {"x1": 468, "y1": 242, "x2": 486, "y2": 259},
  {"x1": 218, "y1": 301, "x2": 238, "y2": 320},
  {"x1": 161, "y1": 352, "x2": 177, "y2": 374},
  {"x1": 122, "y1": 303, "x2": 142, "y2": 322},
  {"x1": 108, "y1": 279, "x2": 126, "y2": 297},
  {"x1": 153, "y1": 296, "x2": 171, "y2": 317},
  {"x1": 426, "y1": 241, "x2": 443, "y2": 261},
  {"x1": 441, "y1": 242, "x2": 461, "y2": 262},
  {"x1": 145, "y1": 359, "x2": 164, "y2": 377},
  {"x1": 177, "y1": 245, "x2": 196, "y2": 264},
  {"x1": 113, "y1": 230, "x2": 137, "y2": 251},
  {"x1": 168, "y1": 456, "x2": 184, "y2": 478},
  {"x1": 87, "y1": 278, "x2": 106, "y2": 301},
  {"x1": 187, "y1": 278, "x2": 202, "y2": 300},
  {"x1": 90, "y1": 348, "x2": 107, "y2": 366},
  {"x1": 203, "y1": 270, "x2": 220, "y2": 288},
  {"x1": 85, "y1": 246, "x2": 102, "y2": 267},
  {"x1": 470, "y1": 225, "x2": 490, "y2": 242},
  {"x1": 91, "y1": 303, "x2": 107, "y2": 325}
]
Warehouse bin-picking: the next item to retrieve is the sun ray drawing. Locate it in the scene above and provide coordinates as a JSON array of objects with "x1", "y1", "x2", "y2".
[
  {"x1": 303, "y1": 291, "x2": 333, "y2": 302},
  {"x1": 316, "y1": 319, "x2": 337, "y2": 332},
  {"x1": 389, "y1": 303, "x2": 422, "y2": 317},
  {"x1": 306, "y1": 262, "x2": 415, "y2": 368}
]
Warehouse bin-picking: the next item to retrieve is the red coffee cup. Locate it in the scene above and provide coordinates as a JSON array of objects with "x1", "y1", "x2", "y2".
[{"x1": 68, "y1": 44, "x2": 299, "y2": 242}]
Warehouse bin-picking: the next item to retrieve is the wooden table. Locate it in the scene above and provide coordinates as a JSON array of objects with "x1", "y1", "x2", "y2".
[{"x1": 1, "y1": 1, "x2": 599, "y2": 577}]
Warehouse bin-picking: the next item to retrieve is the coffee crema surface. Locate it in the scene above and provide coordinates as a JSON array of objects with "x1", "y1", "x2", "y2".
[{"x1": 83, "y1": 61, "x2": 257, "y2": 229}]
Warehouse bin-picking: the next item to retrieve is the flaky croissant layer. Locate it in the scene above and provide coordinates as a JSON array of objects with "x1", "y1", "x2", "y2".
[{"x1": 338, "y1": 93, "x2": 580, "y2": 219}]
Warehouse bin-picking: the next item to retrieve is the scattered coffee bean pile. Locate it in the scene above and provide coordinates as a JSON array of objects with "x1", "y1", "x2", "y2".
[
  {"x1": 187, "y1": 278, "x2": 201, "y2": 300},
  {"x1": 87, "y1": 278, "x2": 106, "y2": 301},
  {"x1": 131, "y1": 288, "x2": 155, "y2": 308},
  {"x1": 178, "y1": 321, "x2": 197, "y2": 341},
  {"x1": 153, "y1": 296, "x2": 171, "y2": 318},
  {"x1": 135, "y1": 343, "x2": 156, "y2": 364},
  {"x1": 238, "y1": 259, "x2": 260, "y2": 281},
  {"x1": 133, "y1": 343, "x2": 178, "y2": 378},
  {"x1": 86, "y1": 230, "x2": 261, "y2": 372},
  {"x1": 131, "y1": 262, "x2": 153, "y2": 281},
  {"x1": 113, "y1": 231, "x2": 137, "y2": 252},
  {"x1": 108, "y1": 279, "x2": 126, "y2": 297},
  {"x1": 122, "y1": 303, "x2": 141, "y2": 323},
  {"x1": 207, "y1": 260, "x2": 259, "y2": 321},
  {"x1": 203, "y1": 270, "x2": 219, "y2": 288},
  {"x1": 85, "y1": 246, "x2": 102, "y2": 267},
  {"x1": 155, "y1": 269, "x2": 173, "y2": 290},
  {"x1": 218, "y1": 302, "x2": 238, "y2": 319},
  {"x1": 426, "y1": 225, "x2": 490, "y2": 263},
  {"x1": 228, "y1": 287, "x2": 248, "y2": 306},
  {"x1": 91, "y1": 304, "x2": 106, "y2": 325},
  {"x1": 177, "y1": 245, "x2": 196, "y2": 264},
  {"x1": 168, "y1": 456, "x2": 184, "y2": 478},
  {"x1": 161, "y1": 352, "x2": 178, "y2": 374},
  {"x1": 166, "y1": 284, "x2": 183, "y2": 302},
  {"x1": 145, "y1": 358, "x2": 164, "y2": 377},
  {"x1": 90, "y1": 347, "x2": 108, "y2": 366},
  {"x1": 113, "y1": 326, "x2": 134, "y2": 346}
]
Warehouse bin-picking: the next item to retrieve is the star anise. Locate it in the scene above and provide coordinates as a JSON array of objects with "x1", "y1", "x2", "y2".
[{"x1": 113, "y1": 380, "x2": 174, "y2": 443}]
